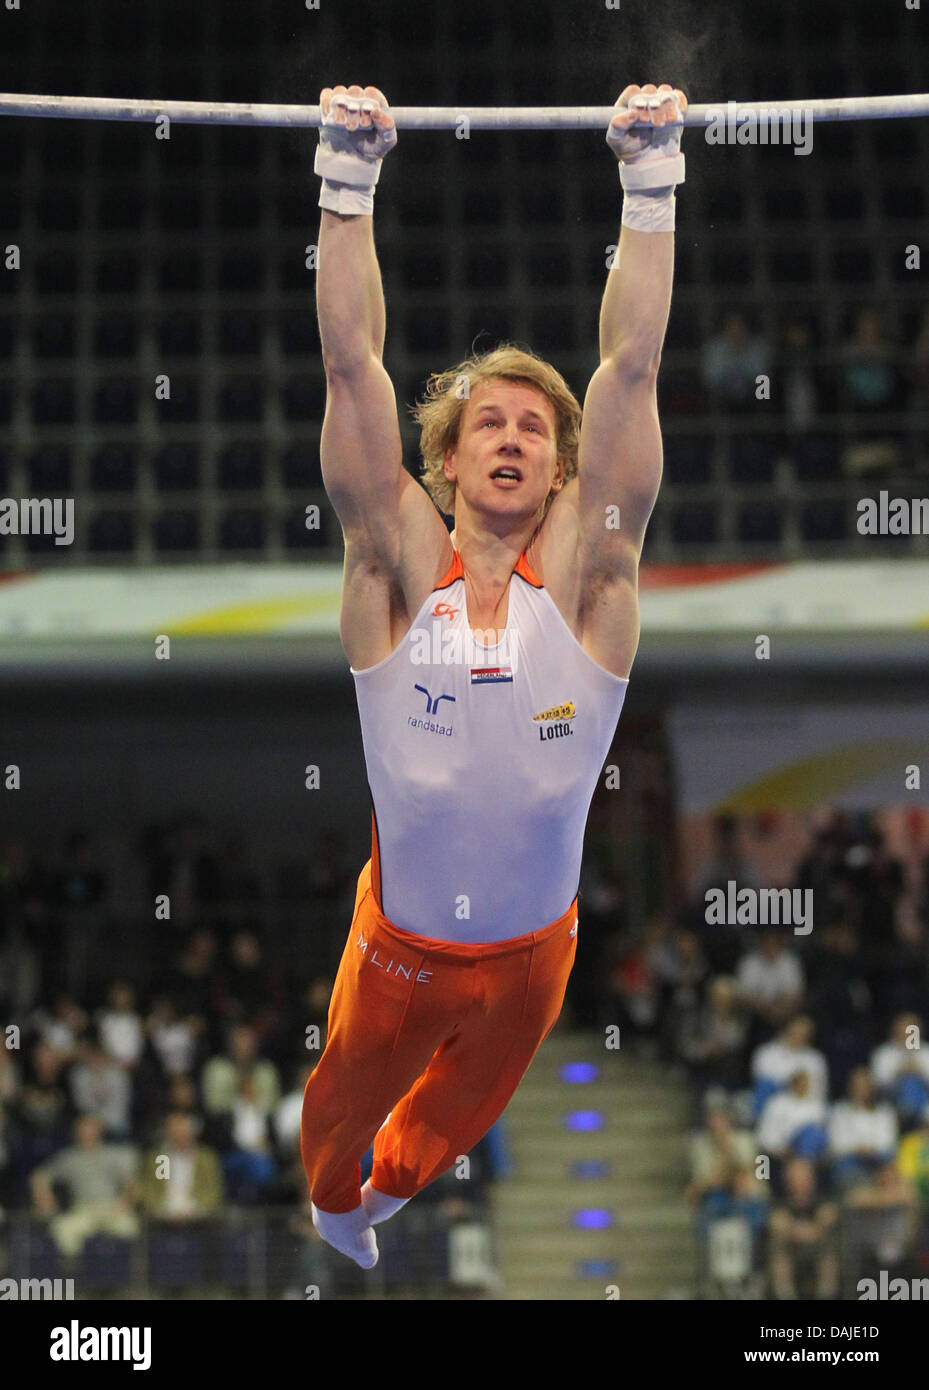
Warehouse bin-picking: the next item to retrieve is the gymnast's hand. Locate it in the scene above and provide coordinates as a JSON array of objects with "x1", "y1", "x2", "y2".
[
  {"x1": 318, "y1": 84, "x2": 398, "y2": 162},
  {"x1": 606, "y1": 82, "x2": 687, "y2": 165}
]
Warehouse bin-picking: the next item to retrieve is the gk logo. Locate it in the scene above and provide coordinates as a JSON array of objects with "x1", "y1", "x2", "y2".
[{"x1": 414, "y1": 684, "x2": 456, "y2": 715}]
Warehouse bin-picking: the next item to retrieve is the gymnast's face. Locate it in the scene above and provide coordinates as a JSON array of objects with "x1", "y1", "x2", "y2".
[{"x1": 443, "y1": 379, "x2": 562, "y2": 524}]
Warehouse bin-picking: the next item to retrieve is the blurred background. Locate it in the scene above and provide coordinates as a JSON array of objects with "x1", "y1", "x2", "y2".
[{"x1": 1, "y1": 0, "x2": 928, "y2": 1299}]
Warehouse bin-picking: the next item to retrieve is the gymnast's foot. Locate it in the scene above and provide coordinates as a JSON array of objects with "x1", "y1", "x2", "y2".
[
  {"x1": 311, "y1": 1202, "x2": 379, "y2": 1268},
  {"x1": 361, "y1": 1179, "x2": 411, "y2": 1225}
]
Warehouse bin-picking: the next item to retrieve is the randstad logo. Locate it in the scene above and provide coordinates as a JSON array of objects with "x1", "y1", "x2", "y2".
[{"x1": 407, "y1": 683, "x2": 455, "y2": 736}]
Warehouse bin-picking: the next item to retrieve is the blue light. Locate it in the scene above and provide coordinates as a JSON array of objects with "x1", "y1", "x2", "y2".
[
  {"x1": 561, "y1": 1062, "x2": 599, "y2": 1084},
  {"x1": 565, "y1": 1110, "x2": 604, "y2": 1132},
  {"x1": 573, "y1": 1208, "x2": 613, "y2": 1230},
  {"x1": 577, "y1": 1259, "x2": 618, "y2": 1278},
  {"x1": 571, "y1": 1160, "x2": 611, "y2": 1179}
]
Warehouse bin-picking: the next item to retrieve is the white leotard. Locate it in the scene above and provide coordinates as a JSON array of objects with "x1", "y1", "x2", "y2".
[{"x1": 351, "y1": 548, "x2": 628, "y2": 942}]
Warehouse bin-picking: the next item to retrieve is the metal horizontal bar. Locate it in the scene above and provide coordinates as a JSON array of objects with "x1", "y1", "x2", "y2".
[{"x1": 0, "y1": 92, "x2": 928, "y2": 129}]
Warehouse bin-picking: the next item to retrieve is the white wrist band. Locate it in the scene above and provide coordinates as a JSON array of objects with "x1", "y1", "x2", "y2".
[
  {"x1": 315, "y1": 144, "x2": 383, "y2": 216},
  {"x1": 621, "y1": 188, "x2": 677, "y2": 233}
]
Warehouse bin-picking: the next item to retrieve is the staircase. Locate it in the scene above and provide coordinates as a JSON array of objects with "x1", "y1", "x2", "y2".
[{"x1": 490, "y1": 1031, "x2": 697, "y2": 1300}]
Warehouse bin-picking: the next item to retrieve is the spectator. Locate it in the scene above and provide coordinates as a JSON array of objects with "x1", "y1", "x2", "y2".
[
  {"x1": 6, "y1": 1041, "x2": 72, "y2": 1200},
  {"x1": 96, "y1": 980, "x2": 145, "y2": 1071},
  {"x1": 647, "y1": 924, "x2": 708, "y2": 1054},
  {"x1": 30, "y1": 994, "x2": 87, "y2": 1062},
  {"x1": 273, "y1": 1061, "x2": 315, "y2": 1200},
  {"x1": 829, "y1": 1067, "x2": 898, "y2": 1193},
  {"x1": 844, "y1": 1159, "x2": 918, "y2": 1287},
  {"x1": 757, "y1": 1070, "x2": 828, "y2": 1162},
  {"x1": 0, "y1": 1040, "x2": 19, "y2": 1105},
  {"x1": 201, "y1": 1024, "x2": 280, "y2": 1150},
  {"x1": 777, "y1": 317, "x2": 824, "y2": 429},
  {"x1": 691, "y1": 815, "x2": 763, "y2": 972},
  {"x1": 68, "y1": 1030, "x2": 133, "y2": 1140},
  {"x1": 678, "y1": 975, "x2": 749, "y2": 1112},
  {"x1": 838, "y1": 307, "x2": 904, "y2": 476},
  {"x1": 701, "y1": 312, "x2": 772, "y2": 413},
  {"x1": 685, "y1": 1099, "x2": 765, "y2": 1214},
  {"x1": 752, "y1": 1015, "x2": 828, "y2": 1116},
  {"x1": 805, "y1": 919, "x2": 873, "y2": 1099},
  {"x1": 145, "y1": 815, "x2": 222, "y2": 932},
  {"x1": 871, "y1": 1013, "x2": 929, "y2": 1129},
  {"x1": 897, "y1": 1103, "x2": 929, "y2": 1219},
  {"x1": 768, "y1": 1157, "x2": 839, "y2": 1299},
  {"x1": 30, "y1": 1114, "x2": 138, "y2": 1262},
  {"x1": 158, "y1": 931, "x2": 219, "y2": 1047},
  {"x1": 736, "y1": 930, "x2": 805, "y2": 1043},
  {"x1": 839, "y1": 307, "x2": 901, "y2": 414},
  {"x1": 53, "y1": 830, "x2": 107, "y2": 913},
  {"x1": 139, "y1": 1111, "x2": 223, "y2": 1223},
  {"x1": 214, "y1": 929, "x2": 284, "y2": 1044},
  {"x1": 223, "y1": 1074, "x2": 278, "y2": 1204},
  {"x1": 146, "y1": 996, "x2": 205, "y2": 1080}
]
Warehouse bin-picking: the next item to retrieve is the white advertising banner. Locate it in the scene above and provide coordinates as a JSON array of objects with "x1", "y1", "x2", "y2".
[{"x1": 668, "y1": 704, "x2": 929, "y2": 813}]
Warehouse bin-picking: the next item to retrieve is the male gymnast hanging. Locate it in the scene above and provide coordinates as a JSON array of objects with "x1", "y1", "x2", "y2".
[{"x1": 301, "y1": 79, "x2": 687, "y2": 1266}]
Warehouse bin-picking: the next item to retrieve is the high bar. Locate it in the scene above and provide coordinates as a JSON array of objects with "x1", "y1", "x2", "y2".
[{"x1": 0, "y1": 92, "x2": 928, "y2": 129}]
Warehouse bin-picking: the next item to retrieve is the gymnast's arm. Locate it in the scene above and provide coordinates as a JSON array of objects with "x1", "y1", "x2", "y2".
[
  {"x1": 314, "y1": 85, "x2": 450, "y2": 667},
  {"x1": 538, "y1": 84, "x2": 685, "y2": 678}
]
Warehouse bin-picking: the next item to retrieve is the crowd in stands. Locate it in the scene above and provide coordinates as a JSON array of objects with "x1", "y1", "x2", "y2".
[
  {"x1": 0, "y1": 818, "x2": 498, "y2": 1293},
  {"x1": 693, "y1": 304, "x2": 929, "y2": 475},
  {"x1": 595, "y1": 807, "x2": 929, "y2": 1298}
]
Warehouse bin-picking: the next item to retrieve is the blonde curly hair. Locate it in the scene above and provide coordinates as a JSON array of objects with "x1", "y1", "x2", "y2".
[{"x1": 409, "y1": 342, "x2": 582, "y2": 518}]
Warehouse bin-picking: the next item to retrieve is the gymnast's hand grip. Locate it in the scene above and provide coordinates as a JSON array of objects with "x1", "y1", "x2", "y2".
[
  {"x1": 607, "y1": 83, "x2": 686, "y2": 178},
  {"x1": 315, "y1": 86, "x2": 397, "y2": 215}
]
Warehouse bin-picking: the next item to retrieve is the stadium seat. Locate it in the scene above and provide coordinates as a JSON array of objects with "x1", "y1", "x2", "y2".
[
  {"x1": 33, "y1": 315, "x2": 75, "y2": 358},
  {"x1": 36, "y1": 253, "x2": 78, "y2": 295},
  {"x1": 148, "y1": 1227, "x2": 207, "y2": 1291},
  {"x1": 728, "y1": 435, "x2": 779, "y2": 485},
  {"x1": 94, "y1": 315, "x2": 139, "y2": 358},
  {"x1": 218, "y1": 378, "x2": 264, "y2": 423},
  {"x1": 158, "y1": 315, "x2": 202, "y2": 357},
  {"x1": 663, "y1": 436, "x2": 713, "y2": 487},
  {"x1": 154, "y1": 511, "x2": 201, "y2": 552},
  {"x1": 32, "y1": 379, "x2": 75, "y2": 425},
  {"x1": 280, "y1": 314, "x2": 321, "y2": 357},
  {"x1": 282, "y1": 377, "x2": 326, "y2": 422},
  {"x1": 281, "y1": 444, "x2": 323, "y2": 490},
  {"x1": 219, "y1": 510, "x2": 265, "y2": 550},
  {"x1": 28, "y1": 446, "x2": 72, "y2": 491},
  {"x1": 284, "y1": 511, "x2": 329, "y2": 551},
  {"x1": 93, "y1": 378, "x2": 139, "y2": 425},
  {"x1": 530, "y1": 307, "x2": 576, "y2": 352},
  {"x1": 154, "y1": 443, "x2": 200, "y2": 491},
  {"x1": 737, "y1": 502, "x2": 784, "y2": 545},
  {"x1": 219, "y1": 443, "x2": 264, "y2": 490},
  {"x1": 405, "y1": 309, "x2": 451, "y2": 354},
  {"x1": 89, "y1": 511, "x2": 136, "y2": 552},
  {"x1": 95, "y1": 254, "x2": 140, "y2": 294},
  {"x1": 155, "y1": 379, "x2": 201, "y2": 423},
  {"x1": 220, "y1": 314, "x2": 262, "y2": 355},
  {"x1": 90, "y1": 444, "x2": 137, "y2": 491},
  {"x1": 791, "y1": 435, "x2": 842, "y2": 482},
  {"x1": 79, "y1": 1235, "x2": 134, "y2": 1291},
  {"x1": 799, "y1": 499, "x2": 848, "y2": 543},
  {"x1": 670, "y1": 503, "x2": 719, "y2": 546}
]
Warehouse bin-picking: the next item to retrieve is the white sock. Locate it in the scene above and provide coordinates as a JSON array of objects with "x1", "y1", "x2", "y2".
[
  {"x1": 361, "y1": 1180, "x2": 411, "y2": 1225},
  {"x1": 311, "y1": 1202, "x2": 378, "y2": 1268}
]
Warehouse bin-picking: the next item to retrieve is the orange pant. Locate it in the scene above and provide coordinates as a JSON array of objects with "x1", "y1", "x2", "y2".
[{"x1": 301, "y1": 860, "x2": 578, "y2": 1213}]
